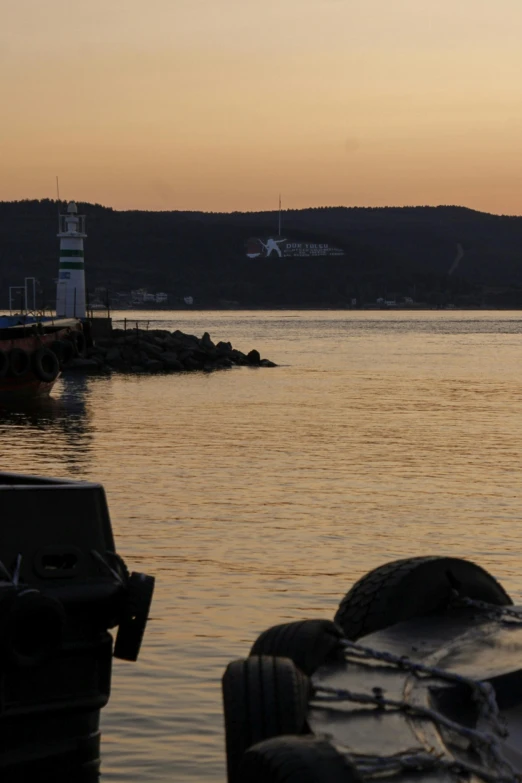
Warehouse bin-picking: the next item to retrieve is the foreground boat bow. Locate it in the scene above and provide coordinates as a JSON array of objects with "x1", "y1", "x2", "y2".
[{"x1": 222, "y1": 556, "x2": 522, "y2": 783}]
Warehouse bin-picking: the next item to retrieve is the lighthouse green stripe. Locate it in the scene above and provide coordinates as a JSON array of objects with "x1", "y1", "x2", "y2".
[
  {"x1": 59, "y1": 261, "x2": 85, "y2": 269},
  {"x1": 60, "y1": 249, "x2": 84, "y2": 257}
]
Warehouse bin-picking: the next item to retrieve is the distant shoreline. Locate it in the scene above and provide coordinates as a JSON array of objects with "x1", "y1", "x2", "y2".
[{"x1": 101, "y1": 304, "x2": 522, "y2": 313}]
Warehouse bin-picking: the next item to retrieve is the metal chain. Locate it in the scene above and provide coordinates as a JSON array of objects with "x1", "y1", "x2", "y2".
[
  {"x1": 450, "y1": 591, "x2": 522, "y2": 623},
  {"x1": 347, "y1": 749, "x2": 519, "y2": 783},
  {"x1": 340, "y1": 638, "x2": 506, "y2": 737},
  {"x1": 315, "y1": 678, "x2": 514, "y2": 779},
  {"x1": 312, "y1": 609, "x2": 522, "y2": 783}
]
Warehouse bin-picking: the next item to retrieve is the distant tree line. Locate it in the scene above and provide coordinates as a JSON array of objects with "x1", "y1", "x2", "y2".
[{"x1": 0, "y1": 200, "x2": 521, "y2": 309}]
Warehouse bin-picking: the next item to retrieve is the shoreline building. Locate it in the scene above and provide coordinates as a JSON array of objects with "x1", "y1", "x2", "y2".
[{"x1": 56, "y1": 202, "x2": 87, "y2": 318}]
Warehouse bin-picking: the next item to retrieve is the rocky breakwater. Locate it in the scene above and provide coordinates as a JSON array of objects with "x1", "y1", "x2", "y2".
[{"x1": 64, "y1": 328, "x2": 277, "y2": 374}]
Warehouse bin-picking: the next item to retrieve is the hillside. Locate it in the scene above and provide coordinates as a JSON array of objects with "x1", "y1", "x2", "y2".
[{"x1": 0, "y1": 200, "x2": 521, "y2": 308}]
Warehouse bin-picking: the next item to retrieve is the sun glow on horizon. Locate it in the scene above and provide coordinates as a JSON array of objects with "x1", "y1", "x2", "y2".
[{"x1": 3, "y1": 0, "x2": 522, "y2": 215}]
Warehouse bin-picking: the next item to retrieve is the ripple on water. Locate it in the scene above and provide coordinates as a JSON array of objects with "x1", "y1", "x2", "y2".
[{"x1": 1, "y1": 310, "x2": 522, "y2": 781}]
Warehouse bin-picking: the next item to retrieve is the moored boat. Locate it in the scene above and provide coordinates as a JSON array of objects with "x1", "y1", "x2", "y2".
[{"x1": 0, "y1": 315, "x2": 85, "y2": 400}]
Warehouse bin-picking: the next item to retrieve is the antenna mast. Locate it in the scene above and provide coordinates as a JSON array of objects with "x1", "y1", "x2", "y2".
[
  {"x1": 56, "y1": 177, "x2": 61, "y2": 231},
  {"x1": 278, "y1": 193, "x2": 282, "y2": 236}
]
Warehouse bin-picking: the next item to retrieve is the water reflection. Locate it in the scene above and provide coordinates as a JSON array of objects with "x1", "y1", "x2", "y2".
[{"x1": 0, "y1": 374, "x2": 94, "y2": 476}]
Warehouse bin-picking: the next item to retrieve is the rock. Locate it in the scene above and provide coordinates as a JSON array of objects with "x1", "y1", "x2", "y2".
[
  {"x1": 163, "y1": 358, "x2": 184, "y2": 371},
  {"x1": 88, "y1": 345, "x2": 107, "y2": 358},
  {"x1": 172, "y1": 330, "x2": 200, "y2": 346},
  {"x1": 183, "y1": 357, "x2": 204, "y2": 370},
  {"x1": 140, "y1": 342, "x2": 164, "y2": 358},
  {"x1": 193, "y1": 349, "x2": 213, "y2": 362},
  {"x1": 107, "y1": 358, "x2": 126, "y2": 369},
  {"x1": 72, "y1": 326, "x2": 276, "y2": 375},
  {"x1": 229, "y1": 349, "x2": 247, "y2": 365},
  {"x1": 201, "y1": 332, "x2": 215, "y2": 351},
  {"x1": 143, "y1": 359, "x2": 164, "y2": 372},
  {"x1": 149, "y1": 335, "x2": 166, "y2": 347},
  {"x1": 216, "y1": 341, "x2": 233, "y2": 355},
  {"x1": 120, "y1": 345, "x2": 137, "y2": 362},
  {"x1": 106, "y1": 347, "x2": 122, "y2": 362},
  {"x1": 216, "y1": 357, "x2": 233, "y2": 368}
]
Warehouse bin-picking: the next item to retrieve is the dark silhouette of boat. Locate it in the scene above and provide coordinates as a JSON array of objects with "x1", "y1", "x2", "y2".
[
  {"x1": 222, "y1": 556, "x2": 522, "y2": 783},
  {"x1": 0, "y1": 315, "x2": 85, "y2": 400}
]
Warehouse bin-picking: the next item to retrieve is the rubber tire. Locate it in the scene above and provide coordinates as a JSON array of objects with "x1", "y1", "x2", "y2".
[
  {"x1": 50, "y1": 339, "x2": 74, "y2": 366},
  {"x1": 72, "y1": 330, "x2": 86, "y2": 357},
  {"x1": 8, "y1": 348, "x2": 30, "y2": 377},
  {"x1": 239, "y1": 736, "x2": 362, "y2": 783},
  {"x1": 0, "y1": 349, "x2": 8, "y2": 378},
  {"x1": 32, "y1": 348, "x2": 60, "y2": 382},
  {"x1": 222, "y1": 656, "x2": 310, "y2": 783},
  {"x1": 65, "y1": 333, "x2": 79, "y2": 358},
  {"x1": 250, "y1": 620, "x2": 344, "y2": 676},
  {"x1": 334, "y1": 556, "x2": 512, "y2": 640}
]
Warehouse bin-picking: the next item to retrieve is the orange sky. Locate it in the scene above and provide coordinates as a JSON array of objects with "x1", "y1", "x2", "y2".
[{"x1": 3, "y1": 0, "x2": 522, "y2": 214}]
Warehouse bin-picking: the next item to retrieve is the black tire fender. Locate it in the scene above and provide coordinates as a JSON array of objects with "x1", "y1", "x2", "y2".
[
  {"x1": 222, "y1": 656, "x2": 310, "y2": 783},
  {"x1": 32, "y1": 348, "x2": 60, "y2": 382},
  {"x1": 64, "y1": 332, "x2": 79, "y2": 358},
  {"x1": 72, "y1": 330, "x2": 86, "y2": 357},
  {"x1": 8, "y1": 347, "x2": 30, "y2": 377},
  {"x1": 250, "y1": 620, "x2": 344, "y2": 676},
  {"x1": 0, "y1": 349, "x2": 8, "y2": 378},
  {"x1": 239, "y1": 736, "x2": 363, "y2": 783},
  {"x1": 334, "y1": 556, "x2": 512, "y2": 640},
  {"x1": 50, "y1": 339, "x2": 74, "y2": 366}
]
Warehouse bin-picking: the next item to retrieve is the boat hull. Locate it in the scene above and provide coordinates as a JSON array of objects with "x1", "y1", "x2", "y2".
[
  {"x1": 0, "y1": 376, "x2": 56, "y2": 400},
  {"x1": 0, "y1": 320, "x2": 83, "y2": 401}
]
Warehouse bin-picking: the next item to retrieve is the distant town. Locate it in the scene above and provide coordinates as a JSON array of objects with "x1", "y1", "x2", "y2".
[
  {"x1": 89, "y1": 287, "x2": 194, "y2": 310},
  {"x1": 87, "y1": 286, "x2": 467, "y2": 311},
  {"x1": 90, "y1": 287, "x2": 168, "y2": 308}
]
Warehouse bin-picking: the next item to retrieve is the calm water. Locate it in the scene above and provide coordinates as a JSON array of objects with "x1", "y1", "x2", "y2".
[{"x1": 2, "y1": 310, "x2": 522, "y2": 781}]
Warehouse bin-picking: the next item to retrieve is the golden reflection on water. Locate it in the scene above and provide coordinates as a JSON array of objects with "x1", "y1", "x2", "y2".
[{"x1": 1, "y1": 311, "x2": 522, "y2": 781}]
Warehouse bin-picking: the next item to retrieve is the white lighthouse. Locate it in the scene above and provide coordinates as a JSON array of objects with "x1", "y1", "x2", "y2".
[{"x1": 56, "y1": 201, "x2": 87, "y2": 318}]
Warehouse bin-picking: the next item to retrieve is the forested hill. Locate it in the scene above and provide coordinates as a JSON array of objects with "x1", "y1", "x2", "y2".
[{"x1": 1, "y1": 200, "x2": 522, "y2": 307}]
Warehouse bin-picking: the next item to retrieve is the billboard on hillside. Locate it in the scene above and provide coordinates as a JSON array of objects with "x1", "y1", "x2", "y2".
[{"x1": 245, "y1": 237, "x2": 345, "y2": 259}]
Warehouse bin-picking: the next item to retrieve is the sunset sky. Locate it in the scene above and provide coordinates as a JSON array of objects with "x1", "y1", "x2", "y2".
[{"x1": 3, "y1": 0, "x2": 522, "y2": 213}]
